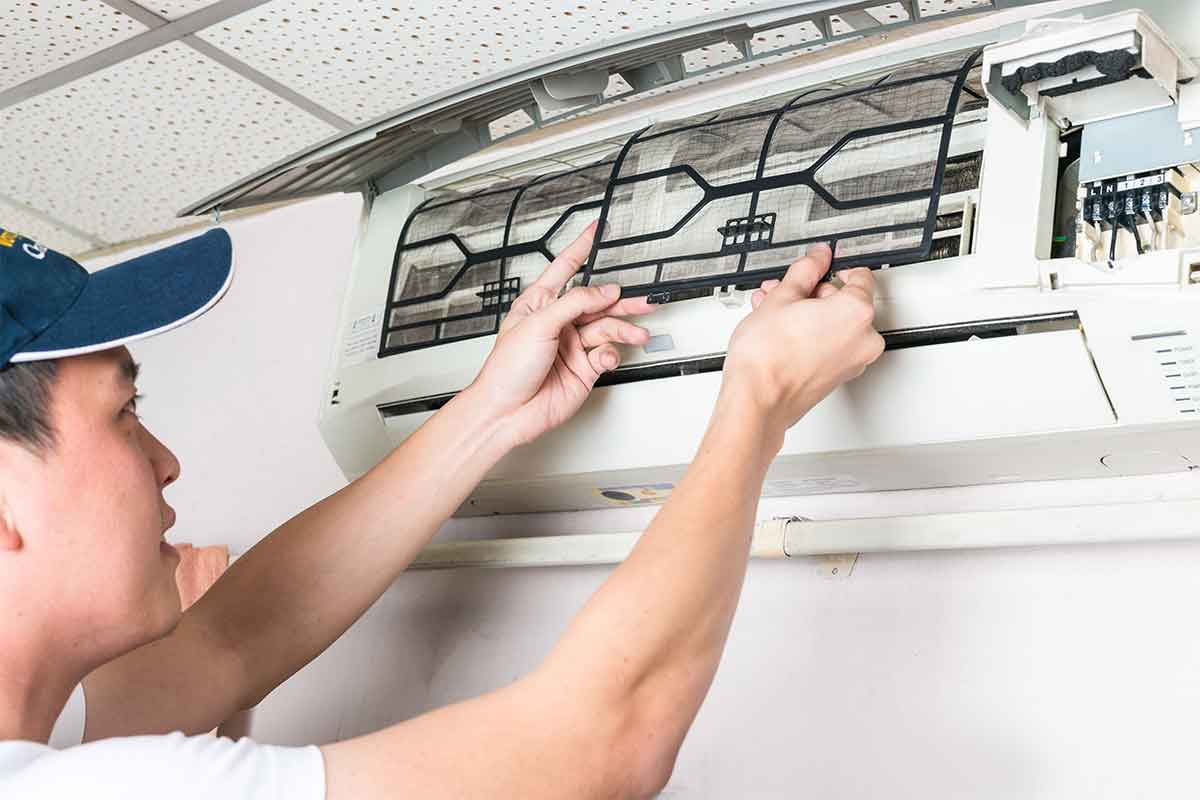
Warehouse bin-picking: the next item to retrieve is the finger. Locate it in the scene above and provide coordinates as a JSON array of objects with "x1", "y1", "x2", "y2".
[
  {"x1": 531, "y1": 283, "x2": 621, "y2": 336},
  {"x1": 577, "y1": 316, "x2": 650, "y2": 349},
  {"x1": 865, "y1": 331, "x2": 886, "y2": 364},
  {"x1": 499, "y1": 293, "x2": 542, "y2": 332},
  {"x1": 759, "y1": 279, "x2": 781, "y2": 292},
  {"x1": 586, "y1": 343, "x2": 621, "y2": 375},
  {"x1": 835, "y1": 266, "x2": 877, "y2": 304},
  {"x1": 529, "y1": 221, "x2": 598, "y2": 294},
  {"x1": 775, "y1": 242, "x2": 833, "y2": 300},
  {"x1": 576, "y1": 294, "x2": 659, "y2": 325},
  {"x1": 814, "y1": 282, "x2": 839, "y2": 299},
  {"x1": 505, "y1": 284, "x2": 557, "y2": 324},
  {"x1": 751, "y1": 289, "x2": 767, "y2": 309}
]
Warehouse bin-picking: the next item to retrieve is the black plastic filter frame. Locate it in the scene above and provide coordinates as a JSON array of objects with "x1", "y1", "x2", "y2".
[{"x1": 380, "y1": 49, "x2": 983, "y2": 357}]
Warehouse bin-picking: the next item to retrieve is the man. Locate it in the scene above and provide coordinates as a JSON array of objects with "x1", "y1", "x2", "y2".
[{"x1": 0, "y1": 219, "x2": 882, "y2": 798}]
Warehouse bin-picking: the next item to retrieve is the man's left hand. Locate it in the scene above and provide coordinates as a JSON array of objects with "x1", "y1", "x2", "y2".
[{"x1": 468, "y1": 221, "x2": 656, "y2": 446}]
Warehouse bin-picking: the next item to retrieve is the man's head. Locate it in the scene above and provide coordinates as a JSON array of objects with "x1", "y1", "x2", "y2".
[
  {"x1": 0, "y1": 349, "x2": 184, "y2": 663},
  {"x1": 0, "y1": 226, "x2": 233, "y2": 672},
  {"x1": 0, "y1": 359, "x2": 57, "y2": 451}
]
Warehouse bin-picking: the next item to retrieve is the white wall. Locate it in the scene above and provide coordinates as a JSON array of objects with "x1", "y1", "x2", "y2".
[
  {"x1": 92, "y1": 192, "x2": 1200, "y2": 798},
  {"x1": 89, "y1": 196, "x2": 357, "y2": 551}
]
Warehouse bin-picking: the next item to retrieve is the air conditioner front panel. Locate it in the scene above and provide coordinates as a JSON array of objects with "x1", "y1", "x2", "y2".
[{"x1": 381, "y1": 324, "x2": 1118, "y2": 511}]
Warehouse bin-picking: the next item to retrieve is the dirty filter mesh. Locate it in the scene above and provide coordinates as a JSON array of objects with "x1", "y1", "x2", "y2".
[{"x1": 382, "y1": 49, "x2": 982, "y2": 356}]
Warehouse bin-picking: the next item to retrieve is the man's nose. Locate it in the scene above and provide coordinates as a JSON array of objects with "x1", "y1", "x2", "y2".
[{"x1": 142, "y1": 426, "x2": 181, "y2": 488}]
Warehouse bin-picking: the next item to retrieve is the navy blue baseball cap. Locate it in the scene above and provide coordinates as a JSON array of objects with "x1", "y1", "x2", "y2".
[{"x1": 0, "y1": 226, "x2": 234, "y2": 368}]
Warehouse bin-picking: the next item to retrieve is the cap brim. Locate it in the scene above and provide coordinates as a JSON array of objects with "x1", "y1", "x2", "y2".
[{"x1": 10, "y1": 229, "x2": 234, "y2": 362}]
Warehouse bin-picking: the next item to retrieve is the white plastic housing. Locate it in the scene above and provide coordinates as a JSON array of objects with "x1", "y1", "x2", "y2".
[
  {"x1": 319, "y1": 1, "x2": 1200, "y2": 516},
  {"x1": 983, "y1": 9, "x2": 1199, "y2": 127}
]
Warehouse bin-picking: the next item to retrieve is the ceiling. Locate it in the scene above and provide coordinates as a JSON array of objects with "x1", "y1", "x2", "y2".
[{"x1": 0, "y1": 0, "x2": 996, "y2": 256}]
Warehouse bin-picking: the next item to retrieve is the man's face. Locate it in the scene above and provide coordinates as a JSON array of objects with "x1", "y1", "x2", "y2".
[{"x1": 3, "y1": 347, "x2": 183, "y2": 661}]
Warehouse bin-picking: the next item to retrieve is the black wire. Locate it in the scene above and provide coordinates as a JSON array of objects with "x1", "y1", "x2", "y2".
[
  {"x1": 1126, "y1": 215, "x2": 1145, "y2": 255},
  {"x1": 1109, "y1": 221, "x2": 1119, "y2": 264}
]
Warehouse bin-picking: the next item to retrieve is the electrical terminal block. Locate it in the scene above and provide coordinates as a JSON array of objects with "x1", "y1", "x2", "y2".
[{"x1": 1077, "y1": 166, "x2": 1198, "y2": 269}]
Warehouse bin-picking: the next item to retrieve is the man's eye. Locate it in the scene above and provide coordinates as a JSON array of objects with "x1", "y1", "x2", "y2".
[{"x1": 124, "y1": 394, "x2": 143, "y2": 416}]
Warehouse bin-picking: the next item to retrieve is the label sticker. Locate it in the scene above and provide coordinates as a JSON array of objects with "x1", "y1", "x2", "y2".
[
  {"x1": 343, "y1": 311, "x2": 383, "y2": 365},
  {"x1": 595, "y1": 482, "x2": 675, "y2": 505},
  {"x1": 761, "y1": 475, "x2": 864, "y2": 496},
  {"x1": 1116, "y1": 174, "x2": 1165, "y2": 192}
]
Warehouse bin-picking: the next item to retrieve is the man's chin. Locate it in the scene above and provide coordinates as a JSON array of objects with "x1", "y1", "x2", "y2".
[
  {"x1": 149, "y1": 569, "x2": 185, "y2": 639},
  {"x1": 149, "y1": 600, "x2": 184, "y2": 641}
]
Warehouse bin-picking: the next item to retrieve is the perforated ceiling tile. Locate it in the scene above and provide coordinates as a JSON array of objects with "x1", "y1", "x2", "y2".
[
  {"x1": 828, "y1": 14, "x2": 855, "y2": 35},
  {"x1": 868, "y1": 2, "x2": 912, "y2": 24},
  {"x1": 583, "y1": 40, "x2": 838, "y2": 114},
  {"x1": 0, "y1": 1, "x2": 148, "y2": 92},
  {"x1": 0, "y1": 197, "x2": 98, "y2": 255},
  {"x1": 603, "y1": 73, "x2": 635, "y2": 98},
  {"x1": 918, "y1": 0, "x2": 993, "y2": 17},
  {"x1": 487, "y1": 108, "x2": 535, "y2": 139},
  {"x1": 143, "y1": 0, "x2": 227, "y2": 20},
  {"x1": 196, "y1": 0, "x2": 781, "y2": 124},
  {"x1": 749, "y1": 19, "x2": 824, "y2": 55},
  {"x1": 0, "y1": 42, "x2": 338, "y2": 245},
  {"x1": 682, "y1": 42, "x2": 743, "y2": 72}
]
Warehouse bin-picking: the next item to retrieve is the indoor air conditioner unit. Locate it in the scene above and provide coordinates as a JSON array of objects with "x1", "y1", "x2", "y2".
[{"x1": 187, "y1": 0, "x2": 1200, "y2": 516}]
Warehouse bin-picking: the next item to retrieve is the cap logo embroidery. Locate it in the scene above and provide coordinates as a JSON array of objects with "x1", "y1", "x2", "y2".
[
  {"x1": 0, "y1": 230, "x2": 17, "y2": 248},
  {"x1": 22, "y1": 241, "x2": 47, "y2": 260}
]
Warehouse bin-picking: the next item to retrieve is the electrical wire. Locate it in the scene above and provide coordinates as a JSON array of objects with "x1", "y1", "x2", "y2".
[
  {"x1": 1143, "y1": 210, "x2": 1158, "y2": 250},
  {"x1": 1125, "y1": 215, "x2": 1145, "y2": 255}
]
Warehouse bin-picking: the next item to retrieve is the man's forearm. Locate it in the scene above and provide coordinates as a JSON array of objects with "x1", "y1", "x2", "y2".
[
  {"x1": 191, "y1": 385, "x2": 515, "y2": 708},
  {"x1": 319, "y1": 249, "x2": 881, "y2": 800},
  {"x1": 537, "y1": 383, "x2": 785, "y2": 758}
]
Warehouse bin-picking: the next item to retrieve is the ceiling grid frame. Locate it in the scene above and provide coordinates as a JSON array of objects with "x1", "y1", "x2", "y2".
[
  {"x1": 0, "y1": 192, "x2": 106, "y2": 253},
  {"x1": 0, "y1": 0, "x2": 278, "y2": 109},
  {"x1": 0, "y1": 2, "x2": 148, "y2": 93},
  {"x1": 1, "y1": 0, "x2": 1047, "y2": 254},
  {"x1": 185, "y1": 0, "x2": 1027, "y2": 217},
  {"x1": 97, "y1": 0, "x2": 355, "y2": 130},
  {"x1": 1, "y1": 41, "x2": 340, "y2": 245}
]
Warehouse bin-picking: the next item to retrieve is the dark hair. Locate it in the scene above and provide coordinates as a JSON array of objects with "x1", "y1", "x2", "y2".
[{"x1": 0, "y1": 360, "x2": 58, "y2": 451}]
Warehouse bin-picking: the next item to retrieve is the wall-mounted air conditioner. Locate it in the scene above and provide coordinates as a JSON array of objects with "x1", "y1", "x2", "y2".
[{"x1": 187, "y1": 0, "x2": 1200, "y2": 516}]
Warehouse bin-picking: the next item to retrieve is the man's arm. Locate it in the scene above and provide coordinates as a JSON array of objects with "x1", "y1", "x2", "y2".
[
  {"x1": 81, "y1": 225, "x2": 656, "y2": 739},
  {"x1": 321, "y1": 245, "x2": 885, "y2": 799}
]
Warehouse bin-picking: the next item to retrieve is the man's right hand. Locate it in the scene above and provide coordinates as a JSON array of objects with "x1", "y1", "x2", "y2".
[
  {"x1": 721, "y1": 242, "x2": 885, "y2": 438},
  {"x1": 320, "y1": 246, "x2": 887, "y2": 800}
]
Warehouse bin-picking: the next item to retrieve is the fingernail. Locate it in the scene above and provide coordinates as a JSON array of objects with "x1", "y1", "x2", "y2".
[
  {"x1": 807, "y1": 242, "x2": 833, "y2": 256},
  {"x1": 601, "y1": 283, "x2": 620, "y2": 298},
  {"x1": 603, "y1": 353, "x2": 618, "y2": 370}
]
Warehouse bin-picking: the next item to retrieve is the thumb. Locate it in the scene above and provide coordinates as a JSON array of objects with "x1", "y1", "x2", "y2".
[
  {"x1": 530, "y1": 283, "x2": 621, "y2": 337},
  {"x1": 773, "y1": 242, "x2": 833, "y2": 301}
]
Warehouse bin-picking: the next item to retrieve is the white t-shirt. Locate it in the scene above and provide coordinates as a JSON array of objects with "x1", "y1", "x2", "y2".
[{"x1": 0, "y1": 684, "x2": 326, "y2": 799}]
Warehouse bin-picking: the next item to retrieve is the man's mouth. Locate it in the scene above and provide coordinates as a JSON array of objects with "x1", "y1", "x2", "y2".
[{"x1": 160, "y1": 507, "x2": 178, "y2": 557}]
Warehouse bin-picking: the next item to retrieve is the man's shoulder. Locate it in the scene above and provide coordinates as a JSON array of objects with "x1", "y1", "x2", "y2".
[
  {"x1": 0, "y1": 739, "x2": 49, "y2": 774},
  {"x1": 0, "y1": 732, "x2": 326, "y2": 800}
]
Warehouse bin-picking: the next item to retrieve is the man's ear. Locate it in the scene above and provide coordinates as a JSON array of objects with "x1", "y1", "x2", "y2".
[{"x1": 0, "y1": 494, "x2": 23, "y2": 552}]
